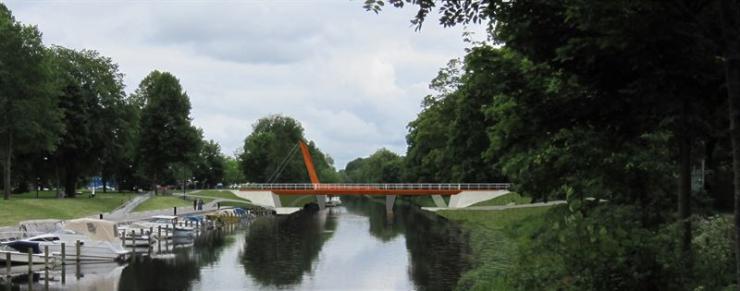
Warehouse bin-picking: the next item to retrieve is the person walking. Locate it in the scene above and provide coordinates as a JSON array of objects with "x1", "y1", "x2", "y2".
[{"x1": 193, "y1": 199, "x2": 197, "y2": 210}]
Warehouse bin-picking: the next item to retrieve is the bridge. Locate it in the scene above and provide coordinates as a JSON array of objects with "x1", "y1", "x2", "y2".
[{"x1": 236, "y1": 141, "x2": 510, "y2": 212}]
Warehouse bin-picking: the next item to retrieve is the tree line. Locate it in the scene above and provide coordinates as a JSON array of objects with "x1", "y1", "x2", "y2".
[
  {"x1": 353, "y1": 0, "x2": 740, "y2": 289},
  {"x1": 0, "y1": 4, "x2": 232, "y2": 198}
]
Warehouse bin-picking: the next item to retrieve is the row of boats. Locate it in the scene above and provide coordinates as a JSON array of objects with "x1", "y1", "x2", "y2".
[{"x1": 0, "y1": 207, "x2": 254, "y2": 266}]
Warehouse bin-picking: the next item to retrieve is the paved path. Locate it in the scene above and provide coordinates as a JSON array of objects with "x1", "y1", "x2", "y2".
[
  {"x1": 422, "y1": 200, "x2": 566, "y2": 212},
  {"x1": 105, "y1": 193, "x2": 153, "y2": 220}
]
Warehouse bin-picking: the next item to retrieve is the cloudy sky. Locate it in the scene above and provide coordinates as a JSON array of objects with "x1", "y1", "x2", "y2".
[{"x1": 5, "y1": 0, "x2": 484, "y2": 169}]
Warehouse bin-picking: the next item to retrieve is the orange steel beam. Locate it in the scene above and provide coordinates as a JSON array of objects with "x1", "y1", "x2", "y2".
[
  {"x1": 271, "y1": 189, "x2": 462, "y2": 196},
  {"x1": 298, "y1": 140, "x2": 320, "y2": 185}
]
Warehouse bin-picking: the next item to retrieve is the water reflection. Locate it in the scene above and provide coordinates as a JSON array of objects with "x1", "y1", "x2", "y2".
[
  {"x1": 1, "y1": 200, "x2": 470, "y2": 291},
  {"x1": 343, "y1": 197, "x2": 471, "y2": 290},
  {"x1": 241, "y1": 210, "x2": 336, "y2": 287}
]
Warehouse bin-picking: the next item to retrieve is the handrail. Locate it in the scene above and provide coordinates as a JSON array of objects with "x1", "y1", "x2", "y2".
[{"x1": 239, "y1": 183, "x2": 510, "y2": 191}]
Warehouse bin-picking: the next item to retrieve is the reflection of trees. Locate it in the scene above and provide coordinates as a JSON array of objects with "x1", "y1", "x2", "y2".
[
  {"x1": 192, "y1": 230, "x2": 234, "y2": 267},
  {"x1": 241, "y1": 211, "x2": 335, "y2": 287},
  {"x1": 401, "y1": 208, "x2": 470, "y2": 291},
  {"x1": 118, "y1": 228, "x2": 236, "y2": 290},
  {"x1": 343, "y1": 196, "x2": 471, "y2": 291},
  {"x1": 343, "y1": 196, "x2": 404, "y2": 241},
  {"x1": 118, "y1": 253, "x2": 201, "y2": 290}
]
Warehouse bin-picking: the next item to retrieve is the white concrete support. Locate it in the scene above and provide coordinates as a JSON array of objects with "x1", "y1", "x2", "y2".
[
  {"x1": 272, "y1": 193, "x2": 282, "y2": 208},
  {"x1": 431, "y1": 195, "x2": 447, "y2": 208},
  {"x1": 448, "y1": 190, "x2": 509, "y2": 208},
  {"x1": 316, "y1": 195, "x2": 327, "y2": 209},
  {"x1": 385, "y1": 195, "x2": 396, "y2": 213}
]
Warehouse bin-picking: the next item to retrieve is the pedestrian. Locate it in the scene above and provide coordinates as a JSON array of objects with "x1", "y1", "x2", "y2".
[
  {"x1": 193, "y1": 199, "x2": 197, "y2": 210},
  {"x1": 198, "y1": 199, "x2": 204, "y2": 210}
]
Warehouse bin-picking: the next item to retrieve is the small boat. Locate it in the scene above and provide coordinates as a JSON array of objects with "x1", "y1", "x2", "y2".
[{"x1": 24, "y1": 219, "x2": 130, "y2": 262}]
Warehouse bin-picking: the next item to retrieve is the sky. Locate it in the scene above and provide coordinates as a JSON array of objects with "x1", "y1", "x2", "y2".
[{"x1": 5, "y1": 0, "x2": 485, "y2": 169}]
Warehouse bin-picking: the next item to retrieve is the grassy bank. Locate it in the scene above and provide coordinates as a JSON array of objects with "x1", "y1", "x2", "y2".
[
  {"x1": 191, "y1": 190, "x2": 250, "y2": 202},
  {"x1": 134, "y1": 195, "x2": 212, "y2": 212},
  {"x1": 470, "y1": 192, "x2": 531, "y2": 207},
  {"x1": 0, "y1": 191, "x2": 134, "y2": 226},
  {"x1": 437, "y1": 206, "x2": 553, "y2": 290},
  {"x1": 280, "y1": 195, "x2": 316, "y2": 207}
]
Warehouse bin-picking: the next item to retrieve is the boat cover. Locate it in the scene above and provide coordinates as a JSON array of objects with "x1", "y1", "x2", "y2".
[
  {"x1": 18, "y1": 219, "x2": 64, "y2": 236},
  {"x1": 64, "y1": 219, "x2": 118, "y2": 242}
]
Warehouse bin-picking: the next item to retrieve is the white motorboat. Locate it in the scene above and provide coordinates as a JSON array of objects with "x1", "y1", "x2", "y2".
[{"x1": 23, "y1": 219, "x2": 130, "y2": 262}]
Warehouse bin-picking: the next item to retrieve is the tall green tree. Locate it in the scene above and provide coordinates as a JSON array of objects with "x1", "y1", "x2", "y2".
[
  {"x1": 239, "y1": 115, "x2": 337, "y2": 183},
  {"x1": 343, "y1": 148, "x2": 403, "y2": 183},
  {"x1": 0, "y1": 4, "x2": 61, "y2": 200},
  {"x1": 194, "y1": 140, "x2": 226, "y2": 188},
  {"x1": 49, "y1": 46, "x2": 129, "y2": 197},
  {"x1": 224, "y1": 156, "x2": 245, "y2": 186},
  {"x1": 136, "y1": 71, "x2": 201, "y2": 194}
]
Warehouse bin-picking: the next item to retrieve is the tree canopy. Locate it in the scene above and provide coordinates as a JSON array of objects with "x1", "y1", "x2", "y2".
[
  {"x1": 136, "y1": 70, "x2": 201, "y2": 193},
  {"x1": 239, "y1": 115, "x2": 338, "y2": 183},
  {"x1": 0, "y1": 4, "x2": 61, "y2": 199}
]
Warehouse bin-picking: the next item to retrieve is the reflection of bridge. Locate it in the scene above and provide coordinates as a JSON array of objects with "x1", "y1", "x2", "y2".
[{"x1": 236, "y1": 141, "x2": 510, "y2": 212}]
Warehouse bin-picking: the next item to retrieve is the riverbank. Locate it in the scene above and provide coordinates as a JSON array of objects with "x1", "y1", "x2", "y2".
[
  {"x1": 0, "y1": 191, "x2": 134, "y2": 226},
  {"x1": 437, "y1": 195, "x2": 556, "y2": 290}
]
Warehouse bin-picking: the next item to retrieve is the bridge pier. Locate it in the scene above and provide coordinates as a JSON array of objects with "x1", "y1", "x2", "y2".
[
  {"x1": 385, "y1": 195, "x2": 396, "y2": 213},
  {"x1": 271, "y1": 192, "x2": 282, "y2": 207},
  {"x1": 431, "y1": 195, "x2": 447, "y2": 208},
  {"x1": 316, "y1": 195, "x2": 327, "y2": 209}
]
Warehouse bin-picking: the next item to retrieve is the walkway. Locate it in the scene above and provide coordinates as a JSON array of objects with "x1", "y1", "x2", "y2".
[{"x1": 422, "y1": 200, "x2": 566, "y2": 212}]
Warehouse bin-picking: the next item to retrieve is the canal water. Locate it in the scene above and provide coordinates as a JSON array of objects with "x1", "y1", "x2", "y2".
[{"x1": 2, "y1": 198, "x2": 470, "y2": 290}]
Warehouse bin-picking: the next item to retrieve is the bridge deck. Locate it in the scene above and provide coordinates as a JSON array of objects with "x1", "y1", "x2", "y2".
[{"x1": 239, "y1": 183, "x2": 510, "y2": 196}]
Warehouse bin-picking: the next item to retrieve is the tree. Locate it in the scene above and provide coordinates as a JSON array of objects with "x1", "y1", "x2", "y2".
[
  {"x1": 239, "y1": 115, "x2": 337, "y2": 183},
  {"x1": 224, "y1": 156, "x2": 245, "y2": 186},
  {"x1": 49, "y1": 46, "x2": 129, "y2": 197},
  {"x1": 343, "y1": 148, "x2": 403, "y2": 183},
  {"x1": 136, "y1": 71, "x2": 201, "y2": 194},
  {"x1": 194, "y1": 140, "x2": 226, "y2": 188},
  {"x1": 0, "y1": 4, "x2": 62, "y2": 200}
]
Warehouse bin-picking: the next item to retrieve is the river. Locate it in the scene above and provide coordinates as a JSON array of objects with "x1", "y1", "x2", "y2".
[{"x1": 2, "y1": 198, "x2": 470, "y2": 290}]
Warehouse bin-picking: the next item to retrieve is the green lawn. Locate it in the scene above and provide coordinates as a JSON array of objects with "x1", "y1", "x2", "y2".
[
  {"x1": 438, "y1": 206, "x2": 553, "y2": 290},
  {"x1": 133, "y1": 195, "x2": 212, "y2": 212},
  {"x1": 470, "y1": 192, "x2": 531, "y2": 207},
  {"x1": 280, "y1": 195, "x2": 317, "y2": 207},
  {"x1": 0, "y1": 191, "x2": 134, "y2": 226},
  {"x1": 191, "y1": 190, "x2": 250, "y2": 202}
]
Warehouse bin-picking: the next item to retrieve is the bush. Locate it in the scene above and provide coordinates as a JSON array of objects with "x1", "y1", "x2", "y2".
[
  {"x1": 692, "y1": 215, "x2": 735, "y2": 290},
  {"x1": 509, "y1": 205, "x2": 683, "y2": 291}
]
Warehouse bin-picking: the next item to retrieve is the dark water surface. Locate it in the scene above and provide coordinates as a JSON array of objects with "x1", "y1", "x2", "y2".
[{"x1": 2, "y1": 199, "x2": 470, "y2": 290}]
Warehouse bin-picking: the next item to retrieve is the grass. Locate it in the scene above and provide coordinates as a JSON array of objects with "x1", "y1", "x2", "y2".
[
  {"x1": 0, "y1": 191, "x2": 134, "y2": 226},
  {"x1": 470, "y1": 192, "x2": 531, "y2": 207},
  {"x1": 190, "y1": 190, "x2": 250, "y2": 202},
  {"x1": 133, "y1": 195, "x2": 212, "y2": 212},
  {"x1": 437, "y1": 206, "x2": 553, "y2": 290},
  {"x1": 280, "y1": 195, "x2": 317, "y2": 207}
]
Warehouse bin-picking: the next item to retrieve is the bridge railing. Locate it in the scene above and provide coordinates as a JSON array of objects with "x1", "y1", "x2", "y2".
[{"x1": 239, "y1": 183, "x2": 510, "y2": 191}]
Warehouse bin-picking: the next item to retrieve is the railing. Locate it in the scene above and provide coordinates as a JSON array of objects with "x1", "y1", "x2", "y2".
[{"x1": 240, "y1": 183, "x2": 510, "y2": 191}]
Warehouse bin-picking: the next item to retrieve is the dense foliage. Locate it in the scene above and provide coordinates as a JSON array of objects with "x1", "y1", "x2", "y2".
[
  {"x1": 238, "y1": 115, "x2": 338, "y2": 183},
  {"x1": 364, "y1": 0, "x2": 739, "y2": 289}
]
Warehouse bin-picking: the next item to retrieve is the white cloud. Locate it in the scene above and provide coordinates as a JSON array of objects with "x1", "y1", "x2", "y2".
[{"x1": 4, "y1": 0, "x2": 486, "y2": 169}]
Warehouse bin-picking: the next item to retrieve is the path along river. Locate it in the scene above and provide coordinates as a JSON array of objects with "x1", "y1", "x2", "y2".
[{"x1": 2, "y1": 197, "x2": 471, "y2": 291}]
